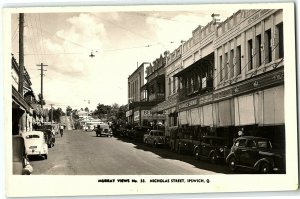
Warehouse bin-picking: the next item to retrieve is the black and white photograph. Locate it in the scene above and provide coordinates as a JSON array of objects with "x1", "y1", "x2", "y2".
[{"x1": 2, "y1": 2, "x2": 298, "y2": 197}]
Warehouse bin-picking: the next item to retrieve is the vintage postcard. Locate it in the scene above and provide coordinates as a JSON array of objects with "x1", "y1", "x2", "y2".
[{"x1": 2, "y1": 2, "x2": 298, "y2": 197}]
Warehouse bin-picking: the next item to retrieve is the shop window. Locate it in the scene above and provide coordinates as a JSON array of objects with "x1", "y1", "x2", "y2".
[
  {"x1": 256, "y1": 34, "x2": 262, "y2": 67},
  {"x1": 229, "y1": 49, "x2": 234, "y2": 78},
  {"x1": 168, "y1": 78, "x2": 171, "y2": 96},
  {"x1": 248, "y1": 39, "x2": 253, "y2": 70},
  {"x1": 236, "y1": 45, "x2": 241, "y2": 75},
  {"x1": 224, "y1": 52, "x2": 228, "y2": 80},
  {"x1": 219, "y1": 55, "x2": 223, "y2": 82},
  {"x1": 276, "y1": 22, "x2": 284, "y2": 59},
  {"x1": 265, "y1": 29, "x2": 272, "y2": 63},
  {"x1": 172, "y1": 77, "x2": 176, "y2": 93}
]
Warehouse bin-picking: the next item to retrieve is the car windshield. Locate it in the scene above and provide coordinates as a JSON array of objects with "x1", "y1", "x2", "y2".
[
  {"x1": 25, "y1": 134, "x2": 40, "y2": 139},
  {"x1": 257, "y1": 140, "x2": 272, "y2": 149},
  {"x1": 154, "y1": 131, "x2": 164, "y2": 136}
]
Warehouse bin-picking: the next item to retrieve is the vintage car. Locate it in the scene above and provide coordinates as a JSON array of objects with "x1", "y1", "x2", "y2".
[
  {"x1": 133, "y1": 126, "x2": 151, "y2": 142},
  {"x1": 36, "y1": 124, "x2": 56, "y2": 136},
  {"x1": 194, "y1": 136, "x2": 229, "y2": 164},
  {"x1": 39, "y1": 129, "x2": 56, "y2": 148},
  {"x1": 22, "y1": 131, "x2": 49, "y2": 160},
  {"x1": 95, "y1": 124, "x2": 112, "y2": 137},
  {"x1": 13, "y1": 135, "x2": 33, "y2": 175},
  {"x1": 226, "y1": 136, "x2": 285, "y2": 174},
  {"x1": 143, "y1": 130, "x2": 165, "y2": 147}
]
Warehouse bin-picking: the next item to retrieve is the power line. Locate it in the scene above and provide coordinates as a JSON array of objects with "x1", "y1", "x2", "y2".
[
  {"x1": 11, "y1": 25, "x2": 19, "y2": 41},
  {"x1": 34, "y1": 14, "x2": 45, "y2": 63},
  {"x1": 126, "y1": 12, "x2": 203, "y2": 24},
  {"x1": 38, "y1": 13, "x2": 48, "y2": 63},
  {"x1": 27, "y1": 14, "x2": 42, "y2": 62}
]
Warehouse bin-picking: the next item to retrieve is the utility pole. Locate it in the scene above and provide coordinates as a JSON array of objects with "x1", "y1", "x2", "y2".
[
  {"x1": 18, "y1": 13, "x2": 24, "y2": 96},
  {"x1": 37, "y1": 63, "x2": 47, "y2": 109},
  {"x1": 50, "y1": 104, "x2": 54, "y2": 123}
]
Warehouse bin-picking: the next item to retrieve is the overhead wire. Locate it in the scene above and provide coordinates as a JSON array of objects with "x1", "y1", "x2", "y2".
[
  {"x1": 11, "y1": 26, "x2": 19, "y2": 41},
  {"x1": 197, "y1": 40, "x2": 282, "y2": 90},
  {"x1": 33, "y1": 14, "x2": 45, "y2": 63},
  {"x1": 25, "y1": 14, "x2": 39, "y2": 64},
  {"x1": 38, "y1": 13, "x2": 48, "y2": 63}
]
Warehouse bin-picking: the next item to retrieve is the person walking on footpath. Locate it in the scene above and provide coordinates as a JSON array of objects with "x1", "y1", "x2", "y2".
[{"x1": 60, "y1": 124, "x2": 64, "y2": 137}]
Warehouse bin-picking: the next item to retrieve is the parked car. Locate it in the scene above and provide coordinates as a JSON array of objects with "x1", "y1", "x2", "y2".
[
  {"x1": 143, "y1": 130, "x2": 165, "y2": 147},
  {"x1": 133, "y1": 126, "x2": 151, "y2": 142},
  {"x1": 178, "y1": 138, "x2": 201, "y2": 155},
  {"x1": 36, "y1": 125, "x2": 56, "y2": 136},
  {"x1": 194, "y1": 136, "x2": 229, "y2": 164},
  {"x1": 226, "y1": 136, "x2": 285, "y2": 174},
  {"x1": 95, "y1": 124, "x2": 112, "y2": 137},
  {"x1": 39, "y1": 129, "x2": 56, "y2": 148},
  {"x1": 13, "y1": 135, "x2": 33, "y2": 175},
  {"x1": 22, "y1": 131, "x2": 49, "y2": 160}
]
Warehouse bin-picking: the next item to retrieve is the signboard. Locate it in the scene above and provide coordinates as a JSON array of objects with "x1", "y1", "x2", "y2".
[
  {"x1": 141, "y1": 110, "x2": 152, "y2": 119},
  {"x1": 141, "y1": 110, "x2": 165, "y2": 120},
  {"x1": 178, "y1": 99, "x2": 198, "y2": 110},
  {"x1": 134, "y1": 111, "x2": 140, "y2": 121},
  {"x1": 126, "y1": 110, "x2": 133, "y2": 117}
]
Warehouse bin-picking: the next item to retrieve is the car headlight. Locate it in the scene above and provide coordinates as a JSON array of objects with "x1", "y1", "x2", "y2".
[{"x1": 220, "y1": 148, "x2": 224, "y2": 152}]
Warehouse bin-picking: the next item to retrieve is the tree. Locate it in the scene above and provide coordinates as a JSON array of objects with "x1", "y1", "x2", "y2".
[
  {"x1": 94, "y1": 103, "x2": 112, "y2": 119},
  {"x1": 116, "y1": 105, "x2": 127, "y2": 121},
  {"x1": 84, "y1": 107, "x2": 89, "y2": 113},
  {"x1": 48, "y1": 107, "x2": 64, "y2": 122},
  {"x1": 66, "y1": 106, "x2": 72, "y2": 116}
]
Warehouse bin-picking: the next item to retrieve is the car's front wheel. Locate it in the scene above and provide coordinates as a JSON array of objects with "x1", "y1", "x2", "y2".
[
  {"x1": 228, "y1": 157, "x2": 237, "y2": 171},
  {"x1": 44, "y1": 154, "x2": 48, "y2": 160},
  {"x1": 210, "y1": 152, "x2": 217, "y2": 164},
  {"x1": 260, "y1": 162, "x2": 270, "y2": 174},
  {"x1": 194, "y1": 149, "x2": 200, "y2": 160}
]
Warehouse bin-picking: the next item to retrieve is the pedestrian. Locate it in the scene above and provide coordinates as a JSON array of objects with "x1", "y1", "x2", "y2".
[
  {"x1": 238, "y1": 128, "x2": 244, "y2": 137},
  {"x1": 60, "y1": 125, "x2": 64, "y2": 137}
]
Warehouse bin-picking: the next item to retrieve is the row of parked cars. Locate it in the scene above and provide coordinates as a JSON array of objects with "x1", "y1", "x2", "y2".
[
  {"x1": 13, "y1": 125, "x2": 58, "y2": 175},
  {"x1": 114, "y1": 126, "x2": 285, "y2": 174}
]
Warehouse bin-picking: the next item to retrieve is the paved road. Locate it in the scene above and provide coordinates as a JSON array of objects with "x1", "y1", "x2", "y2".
[{"x1": 30, "y1": 130, "x2": 233, "y2": 175}]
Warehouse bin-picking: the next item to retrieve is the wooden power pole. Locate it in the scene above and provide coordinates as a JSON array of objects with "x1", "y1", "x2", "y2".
[
  {"x1": 18, "y1": 13, "x2": 24, "y2": 96},
  {"x1": 37, "y1": 63, "x2": 47, "y2": 108}
]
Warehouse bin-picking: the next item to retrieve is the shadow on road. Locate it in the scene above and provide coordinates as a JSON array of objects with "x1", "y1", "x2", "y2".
[
  {"x1": 28, "y1": 156, "x2": 46, "y2": 161},
  {"x1": 113, "y1": 136, "x2": 236, "y2": 174}
]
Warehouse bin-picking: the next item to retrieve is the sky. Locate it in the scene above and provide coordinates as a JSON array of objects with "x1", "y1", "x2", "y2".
[{"x1": 11, "y1": 8, "x2": 237, "y2": 111}]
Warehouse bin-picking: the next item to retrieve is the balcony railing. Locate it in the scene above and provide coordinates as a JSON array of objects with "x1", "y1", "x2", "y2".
[
  {"x1": 149, "y1": 93, "x2": 165, "y2": 102},
  {"x1": 178, "y1": 77, "x2": 214, "y2": 102}
]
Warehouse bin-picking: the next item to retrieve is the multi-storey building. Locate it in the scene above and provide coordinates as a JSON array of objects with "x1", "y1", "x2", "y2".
[
  {"x1": 173, "y1": 21, "x2": 216, "y2": 142},
  {"x1": 152, "y1": 45, "x2": 182, "y2": 136},
  {"x1": 136, "y1": 54, "x2": 167, "y2": 126},
  {"x1": 127, "y1": 62, "x2": 153, "y2": 126},
  {"x1": 12, "y1": 55, "x2": 35, "y2": 134},
  {"x1": 173, "y1": 9, "x2": 284, "y2": 149}
]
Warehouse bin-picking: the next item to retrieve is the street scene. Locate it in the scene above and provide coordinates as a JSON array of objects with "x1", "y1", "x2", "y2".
[{"x1": 11, "y1": 8, "x2": 286, "y2": 176}]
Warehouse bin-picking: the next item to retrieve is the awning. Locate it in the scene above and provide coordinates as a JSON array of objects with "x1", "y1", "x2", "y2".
[
  {"x1": 190, "y1": 107, "x2": 201, "y2": 126},
  {"x1": 234, "y1": 94, "x2": 256, "y2": 126},
  {"x1": 262, "y1": 85, "x2": 284, "y2": 125},
  {"x1": 202, "y1": 104, "x2": 214, "y2": 126},
  {"x1": 12, "y1": 86, "x2": 31, "y2": 113},
  {"x1": 179, "y1": 111, "x2": 188, "y2": 125},
  {"x1": 218, "y1": 99, "x2": 235, "y2": 127},
  {"x1": 173, "y1": 53, "x2": 214, "y2": 77}
]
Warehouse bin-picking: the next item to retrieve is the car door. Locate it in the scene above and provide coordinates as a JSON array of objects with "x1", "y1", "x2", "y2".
[
  {"x1": 201, "y1": 138, "x2": 210, "y2": 157},
  {"x1": 235, "y1": 138, "x2": 248, "y2": 164},
  {"x1": 244, "y1": 139, "x2": 259, "y2": 166}
]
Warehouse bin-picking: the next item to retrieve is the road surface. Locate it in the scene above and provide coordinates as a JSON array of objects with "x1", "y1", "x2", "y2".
[{"x1": 30, "y1": 130, "x2": 233, "y2": 175}]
